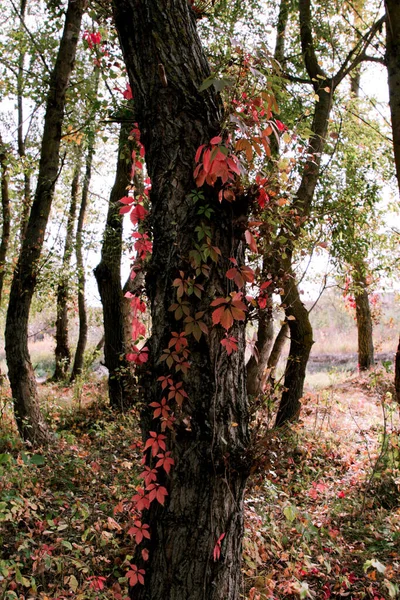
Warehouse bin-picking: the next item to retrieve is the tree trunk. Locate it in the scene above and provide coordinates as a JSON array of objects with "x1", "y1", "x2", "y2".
[
  {"x1": 385, "y1": 1, "x2": 400, "y2": 394},
  {"x1": 267, "y1": 322, "x2": 289, "y2": 381},
  {"x1": 246, "y1": 299, "x2": 274, "y2": 396},
  {"x1": 386, "y1": 0, "x2": 400, "y2": 187},
  {"x1": 17, "y1": 0, "x2": 32, "y2": 243},
  {"x1": 70, "y1": 126, "x2": 95, "y2": 382},
  {"x1": 275, "y1": 267, "x2": 314, "y2": 427},
  {"x1": 5, "y1": 0, "x2": 86, "y2": 444},
  {"x1": 113, "y1": 1, "x2": 249, "y2": 598},
  {"x1": 353, "y1": 267, "x2": 374, "y2": 370},
  {"x1": 0, "y1": 134, "x2": 11, "y2": 305},
  {"x1": 395, "y1": 336, "x2": 400, "y2": 403},
  {"x1": 94, "y1": 123, "x2": 135, "y2": 409},
  {"x1": 53, "y1": 156, "x2": 81, "y2": 381}
]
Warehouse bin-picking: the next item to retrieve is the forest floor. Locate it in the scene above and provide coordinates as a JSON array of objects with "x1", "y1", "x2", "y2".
[{"x1": 0, "y1": 368, "x2": 399, "y2": 600}]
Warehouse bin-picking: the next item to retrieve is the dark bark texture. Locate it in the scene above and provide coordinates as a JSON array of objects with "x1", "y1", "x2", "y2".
[
  {"x1": 0, "y1": 134, "x2": 11, "y2": 305},
  {"x1": 113, "y1": 1, "x2": 249, "y2": 599},
  {"x1": 5, "y1": 0, "x2": 86, "y2": 444},
  {"x1": 386, "y1": 0, "x2": 400, "y2": 187},
  {"x1": 94, "y1": 123, "x2": 134, "y2": 410},
  {"x1": 395, "y1": 336, "x2": 400, "y2": 404},
  {"x1": 384, "y1": 1, "x2": 400, "y2": 395},
  {"x1": 53, "y1": 157, "x2": 80, "y2": 381}
]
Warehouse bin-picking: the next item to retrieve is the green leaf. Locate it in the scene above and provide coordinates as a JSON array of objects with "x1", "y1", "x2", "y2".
[
  {"x1": 0, "y1": 454, "x2": 12, "y2": 465},
  {"x1": 30, "y1": 454, "x2": 45, "y2": 466},
  {"x1": 283, "y1": 503, "x2": 297, "y2": 523}
]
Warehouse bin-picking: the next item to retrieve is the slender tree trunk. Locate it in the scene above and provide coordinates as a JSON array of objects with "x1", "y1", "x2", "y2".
[
  {"x1": 113, "y1": 1, "x2": 249, "y2": 598},
  {"x1": 53, "y1": 156, "x2": 81, "y2": 381},
  {"x1": 5, "y1": 0, "x2": 87, "y2": 444},
  {"x1": 267, "y1": 322, "x2": 289, "y2": 381},
  {"x1": 94, "y1": 123, "x2": 135, "y2": 409},
  {"x1": 353, "y1": 264, "x2": 374, "y2": 372},
  {"x1": 17, "y1": 0, "x2": 32, "y2": 243},
  {"x1": 247, "y1": 298, "x2": 274, "y2": 396},
  {"x1": 275, "y1": 267, "x2": 314, "y2": 427},
  {"x1": 70, "y1": 128, "x2": 95, "y2": 382}
]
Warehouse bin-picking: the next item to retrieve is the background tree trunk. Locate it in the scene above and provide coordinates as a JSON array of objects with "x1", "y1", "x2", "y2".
[
  {"x1": 94, "y1": 123, "x2": 135, "y2": 409},
  {"x1": 354, "y1": 267, "x2": 374, "y2": 370},
  {"x1": 246, "y1": 298, "x2": 274, "y2": 396},
  {"x1": 267, "y1": 322, "x2": 289, "y2": 382},
  {"x1": 275, "y1": 267, "x2": 313, "y2": 427},
  {"x1": 69, "y1": 130, "x2": 94, "y2": 382},
  {"x1": 113, "y1": 1, "x2": 249, "y2": 598},
  {"x1": 17, "y1": 0, "x2": 32, "y2": 243},
  {"x1": 5, "y1": 0, "x2": 87, "y2": 444},
  {"x1": 53, "y1": 156, "x2": 81, "y2": 381}
]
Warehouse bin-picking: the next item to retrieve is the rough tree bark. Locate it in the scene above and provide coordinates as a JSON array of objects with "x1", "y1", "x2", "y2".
[
  {"x1": 94, "y1": 123, "x2": 135, "y2": 409},
  {"x1": 70, "y1": 106, "x2": 97, "y2": 382},
  {"x1": 354, "y1": 278, "x2": 374, "y2": 370},
  {"x1": 113, "y1": 1, "x2": 249, "y2": 598},
  {"x1": 53, "y1": 156, "x2": 81, "y2": 381},
  {"x1": 5, "y1": 0, "x2": 87, "y2": 444},
  {"x1": 0, "y1": 134, "x2": 11, "y2": 305},
  {"x1": 385, "y1": 0, "x2": 400, "y2": 394}
]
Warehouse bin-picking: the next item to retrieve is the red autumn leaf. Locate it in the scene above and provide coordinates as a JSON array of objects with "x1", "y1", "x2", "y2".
[
  {"x1": 139, "y1": 466, "x2": 158, "y2": 487},
  {"x1": 128, "y1": 520, "x2": 151, "y2": 544},
  {"x1": 220, "y1": 336, "x2": 238, "y2": 355},
  {"x1": 126, "y1": 564, "x2": 145, "y2": 587},
  {"x1": 144, "y1": 431, "x2": 167, "y2": 456},
  {"x1": 130, "y1": 203, "x2": 148, "y2": 225},
  {"x1": 155, "y1": 451, "x2": 175, "y2": 474},
  {"x1": 195, "y1": 144, "x2": 205, "y2": 163},
  {"x1": 213, "y1": 533, "x2": 225, "y2": 561},
  {"x1": 146, "y1": 483, "x2": 168, "y2": 505},
  {"x1": 87, "y1": 576, "x2": 107, "y2": 591},
  {"x1": 245, "y1": 229, "x2": 258, "y2": 253},
  {"x1": 210, "y1": 135, "x2": 222, "y2": 145},
  {"x1": 123, "y1": 84, "x2": 133, "y2": 100},
  {"x1": 142, "y1": 548, "x2": 149, "y2": 561},
  {"x1": 131, "y1": 487, "x2": 150, "y2": 512},
  {"x1": 275, "y1": 119, "x2": 287, "y2": 132},
  {"x1": 120, "y1": 195, "x2": 133, "y2": 205},
  {"x1": 149, "y1": 397, "x2": 171, "y2": 419}
]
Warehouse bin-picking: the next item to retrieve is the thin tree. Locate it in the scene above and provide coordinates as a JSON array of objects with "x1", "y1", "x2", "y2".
[
  {"x1": 53, "y1": 155, "x2": 81, "y2": 381},
  {"x1": 94, "y1": 122, "x2": 135, "y2": 409},
  {"x1": 275, "y1": 0, "x2": 384, "y2": 426},
  {"x1": 5, "y1": 0, "x2": 87, "y2": 444}
]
